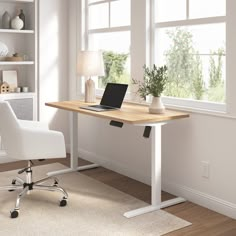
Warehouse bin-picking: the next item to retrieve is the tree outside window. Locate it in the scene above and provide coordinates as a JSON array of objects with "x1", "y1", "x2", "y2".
[
  {"x1": 163, "y1": 28, "x2": 225, "y2": 103},
  {"x1": 154, "y1": 0, "x2": 226, "y2": 108},
  {"x1": 99, "y1": 51, "x2": 129, "y2": 88}
]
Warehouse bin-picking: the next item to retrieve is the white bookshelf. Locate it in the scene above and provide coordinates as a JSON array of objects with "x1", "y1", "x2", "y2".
[
  {"x1": 0, "y1": 0, "x2": 38, "y2": 163},
  {"x1": 0, "y1": 0, "x2": 38, "y2": 160},
  {"x1": 0, "y1": 0, "x2": 38, "y2": 115}
]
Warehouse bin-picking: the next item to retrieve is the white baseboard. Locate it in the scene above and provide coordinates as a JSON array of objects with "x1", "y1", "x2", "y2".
[
  {"x1": 162, "y1": 181, "x2": 236, "y2": 220},
  {"x1": 71, "y1": 146, "x2": 236, "y2": 220}
]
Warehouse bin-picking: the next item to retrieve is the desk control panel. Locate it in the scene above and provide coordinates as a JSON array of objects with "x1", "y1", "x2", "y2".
[
  {"x1": 110, "y1": 120, "x2": 124, "y2": 128},
  {"x1": 143, "y1": 126, "x2": 152, "y2": 138}
]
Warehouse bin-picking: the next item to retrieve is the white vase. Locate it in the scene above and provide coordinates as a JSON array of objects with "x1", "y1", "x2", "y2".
[
  {"x1": 0, "y1": 41, "x2": 8, "y2": 56},
  {"x1": 145, "y1": 94, "x2": 152, "y2": 103},
  {"x1": 11, "y1": 16, "x2": 24, "y2": 30},
  {"x1": 85, "y1": 78, "x2": 96, "y2": 103},
  {"x1": 149, "y1": 96, "x2": 165, "y2": 114}
]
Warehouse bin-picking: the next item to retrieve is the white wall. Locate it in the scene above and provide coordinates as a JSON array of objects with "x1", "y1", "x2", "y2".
[
  {"x1": 39, "y1": 0, "x2": 69, "y2": 146},
  {"x1": 74, "y1": 112, "x2": 236, "y2": 219},
  {"x1": 69, "y1": 0, "x2": 236, "y2": 219},
  {"x1": 162, "y1": 113, "x2": 236, "y2": 219}
]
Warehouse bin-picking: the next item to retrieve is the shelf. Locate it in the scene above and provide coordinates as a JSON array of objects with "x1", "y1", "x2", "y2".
[
  {"x1": 0, "y1": 29, "x2": 34, "y2": 34},
  {"x1": 0, "y1": 0, "x2": 34, "y2": 3},
  {"x1": 0, "y1": 61, "x2": 34, "y2": 65},
  {"x1": 0, "y1": 92, "x2": 36, "y2": 99}
]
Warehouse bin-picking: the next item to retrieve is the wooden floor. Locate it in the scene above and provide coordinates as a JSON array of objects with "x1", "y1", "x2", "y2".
[{"x1": 0, "y1": 156, "x2": 236, "y2": 236}]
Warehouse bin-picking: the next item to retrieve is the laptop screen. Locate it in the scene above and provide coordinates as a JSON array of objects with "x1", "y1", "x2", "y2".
[{"x1": 100, "y1": 83, "x2": 128, "y2": 108}]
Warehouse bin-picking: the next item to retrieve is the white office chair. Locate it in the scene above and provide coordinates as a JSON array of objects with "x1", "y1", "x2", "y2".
[{"x1": 0, "y1": 101, "x2": 68, "y2": 218}]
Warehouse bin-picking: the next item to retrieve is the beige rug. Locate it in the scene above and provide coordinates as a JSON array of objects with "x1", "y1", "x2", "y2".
[{"x1": 0, "y1": 163, "x2": 191, "y2": 236}]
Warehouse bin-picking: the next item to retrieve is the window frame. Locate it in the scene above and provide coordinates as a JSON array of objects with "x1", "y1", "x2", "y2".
[
  {"x1": 152, "y1": 0, "x2": 227, "y2": 113},
  {"x1": 78, "y1": 0, "x2": 231, "y2": 115},
  {"x1": 83, "y1": 0, "x2": 131, "y2": 96}
]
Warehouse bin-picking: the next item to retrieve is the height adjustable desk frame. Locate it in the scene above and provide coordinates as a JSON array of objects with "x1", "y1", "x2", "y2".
[{"x1": 46, "y1": 100, "x2": 189, "y2": 218}]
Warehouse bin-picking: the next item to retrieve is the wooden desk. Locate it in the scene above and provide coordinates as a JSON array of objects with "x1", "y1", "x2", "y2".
[
  {"x1": 46, "y1": 100, "x2": 188, "y2": 124},
  {"x1": 46, "y1": 100, "x2": 189, "y2": 218}
]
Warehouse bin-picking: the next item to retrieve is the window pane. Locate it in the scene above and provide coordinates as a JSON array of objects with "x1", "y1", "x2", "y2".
[
  {"x1": 88, "y1": 3, "x2": 109, "y2": 29},
  {"x1": 88, "y1": 0, "x2": 104, "y2": 4},
  {"x1": 155, "y1": 24, "x2": 226, "y2": 103},
  {"x1": 89, "y1": 32, "x2": 130, "y2": 89},
  {"x1": 155, "y1": 0, "x2": 186, "y2": 23},
  {"x1": 89, "y1": 31, "x2": 130, "y2": 52},
  {"x1": 189, "y1": 0, "x2": 226, "y2": 19},
  {"x1": 111, "y1": 0, "x2": 131, "y2": 27}
]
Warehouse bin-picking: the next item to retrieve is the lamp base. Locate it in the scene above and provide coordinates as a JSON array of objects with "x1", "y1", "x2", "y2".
[{"x1": 85, "y1": 78, "x2": 96, "y2": 103}]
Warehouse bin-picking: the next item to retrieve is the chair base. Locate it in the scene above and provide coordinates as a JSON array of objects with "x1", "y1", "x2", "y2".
[{"x1": 0, "y1": 161, "x2": 68, "y2": 218}]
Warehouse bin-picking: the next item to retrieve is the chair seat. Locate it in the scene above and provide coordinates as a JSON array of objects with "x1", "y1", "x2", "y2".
[{"x1": 0, "y1": 101, "x2": 66, "y2": 160}]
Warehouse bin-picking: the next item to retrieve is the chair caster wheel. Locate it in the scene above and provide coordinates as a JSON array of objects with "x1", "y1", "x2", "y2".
[
  {"x1": 59, "y1": 198, "x2": 67, "y2": 207},
  {"x1": 10, "y1": 210, "x2": 19, "y2": 218}
]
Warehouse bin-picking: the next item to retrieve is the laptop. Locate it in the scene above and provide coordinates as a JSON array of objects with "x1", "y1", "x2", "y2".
[{"x1": 80, "y1": 83, "x2": 128, "y2": 112}]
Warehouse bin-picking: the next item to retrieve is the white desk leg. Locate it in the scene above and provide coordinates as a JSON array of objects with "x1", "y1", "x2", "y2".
[
  {"x1": 47, "y1": 112, "x2": 78, "y2": 176},
  {"x1": 124, "y1": 124, "x2": 185, "y2": 218},
  {"x1": 124, "y1": 124, "x2": 162, "y2": 218},
  {"x1": 70, "y1": 111, "x2": 78, "y2": 169},
  {"x1": 48, "y1": 112, "x2": 99, "y2": 176}
]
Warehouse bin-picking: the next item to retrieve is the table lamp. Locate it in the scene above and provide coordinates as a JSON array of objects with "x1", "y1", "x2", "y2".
[{"x1": 77, "y1": 50, "x2": 105, "y2": 103}]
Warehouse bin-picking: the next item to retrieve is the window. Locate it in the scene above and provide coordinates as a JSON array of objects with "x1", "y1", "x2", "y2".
[
  {"x1": 85, "y1": 0, "x2": 131, "y2": 90},
  {"x1": 154, "y1": 0, "x2": 226, "y2": 110}
]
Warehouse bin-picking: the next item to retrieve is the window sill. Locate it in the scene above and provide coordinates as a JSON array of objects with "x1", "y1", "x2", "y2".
[{"x1": 123, "y1": 98, "x2": 236, "y2": 120}]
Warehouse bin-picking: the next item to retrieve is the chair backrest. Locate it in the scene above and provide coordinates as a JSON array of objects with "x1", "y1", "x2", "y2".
[{"x1": 0, "y1": 101, "x2": 22, "y2": 158}]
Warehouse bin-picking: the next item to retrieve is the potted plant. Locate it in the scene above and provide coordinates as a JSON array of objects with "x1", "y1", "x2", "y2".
[{"x1": 132, "y1": 64, "x2": 168, "y2": 114}]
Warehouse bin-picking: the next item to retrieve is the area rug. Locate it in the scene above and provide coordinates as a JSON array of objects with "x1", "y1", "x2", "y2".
[{"x1": 0, "y1": 163, "x2": 191, "y2": 236}]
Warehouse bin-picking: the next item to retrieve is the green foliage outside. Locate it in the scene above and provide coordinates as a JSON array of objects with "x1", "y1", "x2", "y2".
[
  {"x1": 99, "y1": 51, "x2": 130, "y2": 88},
  {"x1": 164, "y1": 28, "x2": 225, "y2": 103},
  {"x1": 192, "y1": 54, "x2": 205, "y2": 100},
  {"x1": 98, "y1": 30, "x2": 225, "y2": 103},
  {"x1": 164, "y1": 28, "x2": 205, "y2": 100},
  {"x1": 132, "y1": 65, "x2": 168, "y2": 99},
  {"x1": 208, "y1": 48, "x2": 225, "y2": 102}
]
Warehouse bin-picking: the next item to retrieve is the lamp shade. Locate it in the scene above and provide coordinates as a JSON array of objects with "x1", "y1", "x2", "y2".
[{"x1": 77, "y1": 50, "x2": 105, "y2": 77}]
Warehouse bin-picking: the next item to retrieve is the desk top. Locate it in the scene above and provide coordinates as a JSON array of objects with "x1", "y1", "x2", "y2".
[{"x1": 45, "y1": 100, "x2": 189, "y2": 125}]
